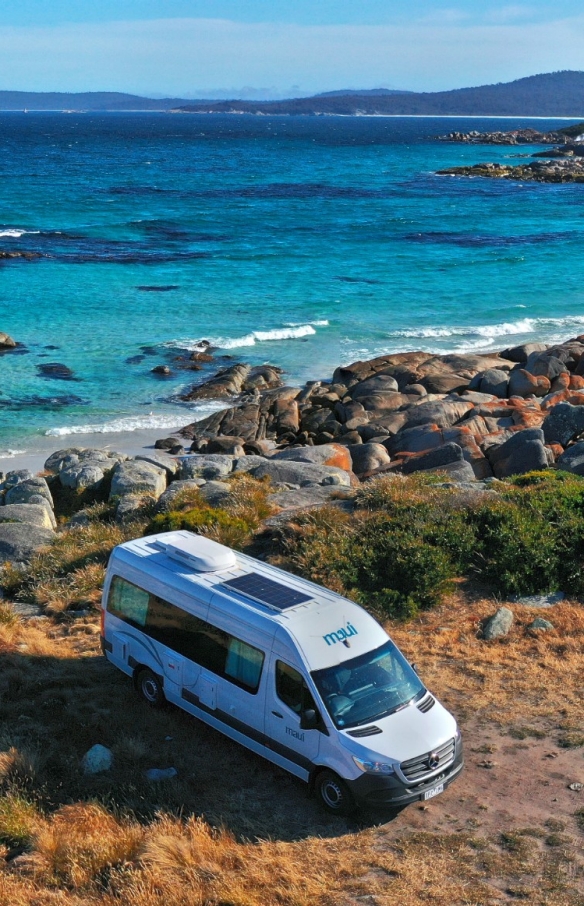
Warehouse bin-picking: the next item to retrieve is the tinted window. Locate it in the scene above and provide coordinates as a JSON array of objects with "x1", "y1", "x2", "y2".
[
  {"x1": 106, "y1": 577, "x2": 264, "y2": 692},
  {"x1": 108, "y1": 576, "x2": 149, "y2": 627},
  {"x1": 276, "y1": 662, "x2": 317, "y2": 714}
]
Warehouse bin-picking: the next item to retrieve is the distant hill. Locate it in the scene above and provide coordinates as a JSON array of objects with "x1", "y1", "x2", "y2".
[
  {"x1": 4, "y1": 72, "x2": 584, "y2": 116},
  {"x1": 0, "y1": 91, "x2": 198, "y2": 111},
  {"x1": 176, "y1": 72, "x2": 584, "y2": 117}
]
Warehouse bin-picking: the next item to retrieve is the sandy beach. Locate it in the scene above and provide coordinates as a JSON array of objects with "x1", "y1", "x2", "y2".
[{"x1": 0, "y1": 426, "x2": 185, "y2": 476}]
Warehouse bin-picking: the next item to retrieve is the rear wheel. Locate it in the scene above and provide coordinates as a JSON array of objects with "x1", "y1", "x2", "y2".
[
  {"x1": 315, "y1": 770, "x2": 357, "y2": 816},
  {"x1": 136, "y1": 668, "x2": 165, "y2": 708}
]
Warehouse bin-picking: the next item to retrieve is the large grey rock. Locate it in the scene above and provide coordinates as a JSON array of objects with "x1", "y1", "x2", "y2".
[
  {"x1": 479, "y1": 369, "x2": 509, "y2": 398},
  {"x1": 179, "y1": 454, "x2": 234, "y2": 481},
  {"x1": 543, "y1": 403, "x2": 584, "y2": 446},
  {"x1": 402, "y1": 400, "x2": 473, "y2": 430},
  {"x1": 0, "y1": 523, "x2": 55, "y2": 564},
  {"x1": 232, "y1": 455, "x2": 267, "y2": 474},
  {"x1": 115, "y1": 494, "x2": 153, "y2": 522},
  {"x1": 45, "y1": 448, "x2": 89, "y2": 473},
  {"x1": 249, "y1": 459, "x2": 352, "y2": 488},
  {"x1": 525, "y1": 353, "x2": 569, "y2": 381},
  {"x1": 501, "y1": 342, "x2": 547, "y2": 363},
  {"x1": 198, "y1": 481, "x2": 232, "y2": 507},
  {"x1": 487, "y1": 428, "x2": 548, "y2": 478},
  {"x1": 402, "y1": 442, "x2": 463, "y2": 475},
  {"x1": 556, "y1": 442, "x2": 584, "y2": 475},
  {"x1": 346, "y1": 443, "x2": 391, "y2": 476},
  {"x1": 270, "y1": 443, "x2": 353, "y2": 471},
  {"x1": 0, "y1": 504, "x2": 56, "y2": 531},
  {"x1": 156, "y1": 479, "x2": 206, "y2": 512},
  {"x1": 44, "y1": 447, "x2": 125, "y2": 475},
  {"x1": 110, "y1": 461, "x2": 167, "y2": 500},
  {"x1": 1, "y1": 469, "x2": 34, "y2": 491},
  {"x1": 5, "y1": 477, "x2": 54, "y2": 509},
  {"x1": 135, "y1": 452, "x2": 179, "y2": 477},
  {"x1": 483, "y1": 606, "x2": 514, "y2": 640},
  {"x1": 424, "y1": 460, "x2": 477, "y2": 482},
  {"x1": 60, "y1": 464, "x2": 105, "y2": 491},
  {"x1": 350, "y1": 373, "x2": 399, "y2": 398}
]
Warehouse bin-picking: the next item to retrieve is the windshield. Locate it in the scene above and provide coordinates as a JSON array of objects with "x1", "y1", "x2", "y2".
[{"x1": 312, "y1": 640, "x2": 425, "y2": 729}]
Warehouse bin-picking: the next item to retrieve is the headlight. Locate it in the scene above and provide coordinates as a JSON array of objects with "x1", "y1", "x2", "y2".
[{"x1": 352, "y1": 755, "x2": 394, "y2": 775}]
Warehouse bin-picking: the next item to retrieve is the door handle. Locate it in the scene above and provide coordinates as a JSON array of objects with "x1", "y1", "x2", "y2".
[{"x1": 272, "y1": 711, "x2": 283, "y2": 718}]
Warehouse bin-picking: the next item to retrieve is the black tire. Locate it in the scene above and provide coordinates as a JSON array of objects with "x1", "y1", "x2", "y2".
[
  {"x1": 314, "y1": 770, "x2": 357, "y2": 816},
  {"x1": 136, "y1": 668, "x2": 165, "y2": 708}
]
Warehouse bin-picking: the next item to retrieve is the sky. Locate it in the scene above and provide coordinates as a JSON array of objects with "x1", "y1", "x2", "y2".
[{"x1": 1, "y1": 1, "x2": 584, "y2": 97}]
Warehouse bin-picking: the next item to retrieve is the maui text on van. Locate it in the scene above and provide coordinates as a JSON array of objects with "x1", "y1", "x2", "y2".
[{"x1": 100, "y1": 531, "x2": 463, "y2": 814}]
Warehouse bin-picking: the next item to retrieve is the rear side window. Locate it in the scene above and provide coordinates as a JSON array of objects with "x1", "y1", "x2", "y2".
[
  {"x1": 106, "y1": 577, "x2": 264, "y2": 693},
  {"x1": 276, "y1": 661, "x2": 317, "y2": 714},
  {"x1": 108, "y1": 576, "x2": 149, "y2": 627}
]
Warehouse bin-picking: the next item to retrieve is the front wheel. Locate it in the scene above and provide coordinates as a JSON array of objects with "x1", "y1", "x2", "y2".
[
  {"x1": 314, "y1": 770, "x2": 357, "y2": 816},
  {"x1": 136, "y1": 668, "x2": 165, "y2": 708}
]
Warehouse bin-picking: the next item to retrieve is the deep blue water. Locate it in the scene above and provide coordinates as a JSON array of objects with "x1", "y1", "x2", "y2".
[{"x1": 2, "y1": 112, "x2": 584, "y2": 453}]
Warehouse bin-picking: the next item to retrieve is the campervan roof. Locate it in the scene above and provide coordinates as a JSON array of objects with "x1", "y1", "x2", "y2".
[{"x1": 110, "y1": 531, "x2": 389, "y2": 669}]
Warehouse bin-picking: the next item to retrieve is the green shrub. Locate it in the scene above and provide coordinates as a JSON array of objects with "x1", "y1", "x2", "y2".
[
  {"x1": 0, "y1": 794, "x2": 39, "y2": 847},
  {"x1": 148, "y1": 475, "x2": 273, "y2": 551}
]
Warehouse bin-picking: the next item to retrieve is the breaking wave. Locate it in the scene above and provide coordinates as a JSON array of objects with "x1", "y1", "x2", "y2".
[
  {"x1": 44, "y1": 405, "x2": 223, "y2": 438},
  {"x1": 386, "y1": 316, "x2": 584, "y2": 344},
  {"x1": 167, "y1": 321, "x2": 328, "y2": 352}
]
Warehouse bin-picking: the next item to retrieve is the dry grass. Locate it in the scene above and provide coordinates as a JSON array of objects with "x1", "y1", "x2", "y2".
[{"x1": 0, "y1": 591, "x2": 583, "y2": 905}]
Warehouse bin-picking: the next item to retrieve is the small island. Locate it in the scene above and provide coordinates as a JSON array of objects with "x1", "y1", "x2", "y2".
[{"x1": 437, "y1": 121, "x2": 584, "y2": 182}]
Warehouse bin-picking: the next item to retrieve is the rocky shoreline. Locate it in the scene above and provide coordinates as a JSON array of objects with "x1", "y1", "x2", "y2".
[
  {"x1": 437, "y1": 127, "x2": 569, "y2": 145},
  {"x1": 438, "y1": 158, "x2": 584, "y2": 183},
  {"x1": 6, "y1": 334, "x2": 584, "y2": 566},
  {"x1": 436, "y1": 124, "x2": 584, "y2": 183}
]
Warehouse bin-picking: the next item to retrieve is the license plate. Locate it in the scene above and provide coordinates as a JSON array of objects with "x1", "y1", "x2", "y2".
[{"x1": 423, "y1": 783, "x2": 444, "y2": 801}]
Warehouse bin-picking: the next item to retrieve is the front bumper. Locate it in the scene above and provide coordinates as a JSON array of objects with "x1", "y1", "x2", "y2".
[{"x1": 346, "y1": 744, "x2": 464, "y2": 809}]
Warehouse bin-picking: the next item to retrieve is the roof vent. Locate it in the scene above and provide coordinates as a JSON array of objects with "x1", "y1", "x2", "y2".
[{"x1": 160, "y1": 533, "x2": 237, "y2": 573}]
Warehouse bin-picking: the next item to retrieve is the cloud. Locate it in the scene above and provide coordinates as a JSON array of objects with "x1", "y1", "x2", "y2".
[{"x1": 0, "y1": 16, "x2": 583, "y2": 95}]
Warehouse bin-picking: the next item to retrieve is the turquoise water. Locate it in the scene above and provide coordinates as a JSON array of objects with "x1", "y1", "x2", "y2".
[{"x1": 2, "y1": 113, "x2": 584, "y2": 452}]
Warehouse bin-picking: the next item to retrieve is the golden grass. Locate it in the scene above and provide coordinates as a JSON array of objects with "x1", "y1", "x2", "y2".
[{"x1": 0, "y1": 595, "x2": 582, "y2": 905}]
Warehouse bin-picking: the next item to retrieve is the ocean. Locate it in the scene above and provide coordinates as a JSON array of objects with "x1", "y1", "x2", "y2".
[{"x1": 2, "y1": 112, "x2": 584, "y2": 457}]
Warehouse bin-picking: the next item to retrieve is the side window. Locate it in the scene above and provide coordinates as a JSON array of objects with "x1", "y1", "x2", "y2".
[
  {"x1": 107, "y1": 577, "x2": 149, "y2": 627},
  {"x1": 225, "y1": 638, "x2": 264, "y2": 693},
  {"x1": 107, "y1": 577, "x2": 264, "y2": 693},
  {"x1": 276, "y1": 662, "x2": 316, "y2": 714}
]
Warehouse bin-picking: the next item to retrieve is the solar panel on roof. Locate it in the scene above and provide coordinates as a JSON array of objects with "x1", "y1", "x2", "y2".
[{"x1": 219, "y1": 572, "x2": 312, "y2": 610}]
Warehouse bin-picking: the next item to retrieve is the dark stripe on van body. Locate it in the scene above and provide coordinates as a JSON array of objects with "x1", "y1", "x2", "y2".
[{"x1": 180, "y1": 688, "x2": 314, "y2": 772}]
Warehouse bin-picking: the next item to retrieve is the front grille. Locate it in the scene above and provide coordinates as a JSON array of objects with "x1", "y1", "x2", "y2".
[
  {"x1": 417, "y1": 695, "x2": 435, "y2": 713},
  {"x1": 347, "y1": 725, "x2": 382, "y2": 737},
  {"x1": 400, "y1": 737, "x2": 455, "y2": 782}
]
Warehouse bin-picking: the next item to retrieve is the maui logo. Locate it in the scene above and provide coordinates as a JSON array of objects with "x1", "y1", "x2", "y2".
[
  {"x1": 323, "y1": 622, "x2": 358, "y2": 646},
  {"x1": 286, "y1": 726, "x2": 305, "y2": 741}
]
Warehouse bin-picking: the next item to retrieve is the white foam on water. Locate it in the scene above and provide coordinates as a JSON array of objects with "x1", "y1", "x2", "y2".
[
  {"x1": 0, "y1": 449, "x2": 27, "y2": 459},
  {"x1": 0, "y1": 228, "x2": 39, "y2": 238},
  {"x1": 167, "y1": 321, "x2": 324, "y2": 351},
  {"x1": 43, "y1": 405, "x2": 223, "y2": 438},
  {"x1": 386, "y1": 316, "x2": 584, "y2": 344}
]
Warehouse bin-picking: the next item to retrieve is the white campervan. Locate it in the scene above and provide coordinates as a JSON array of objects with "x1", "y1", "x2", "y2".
[{"x1": 101, "y1": 531, "x2": 463, "y2": 814}]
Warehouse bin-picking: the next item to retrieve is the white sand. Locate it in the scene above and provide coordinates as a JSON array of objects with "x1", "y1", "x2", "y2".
[{"x1": 0, "y1": 427, "x2": 186, "y2": 476}]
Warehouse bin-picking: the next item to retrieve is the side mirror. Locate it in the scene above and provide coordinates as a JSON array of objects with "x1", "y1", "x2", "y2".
[
  {"x1": 411, "y1": 662, "x2": 419, "y2": 675},
  {"x1": 300, "y1": 708, "x2": 319, "y2": 730}
]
